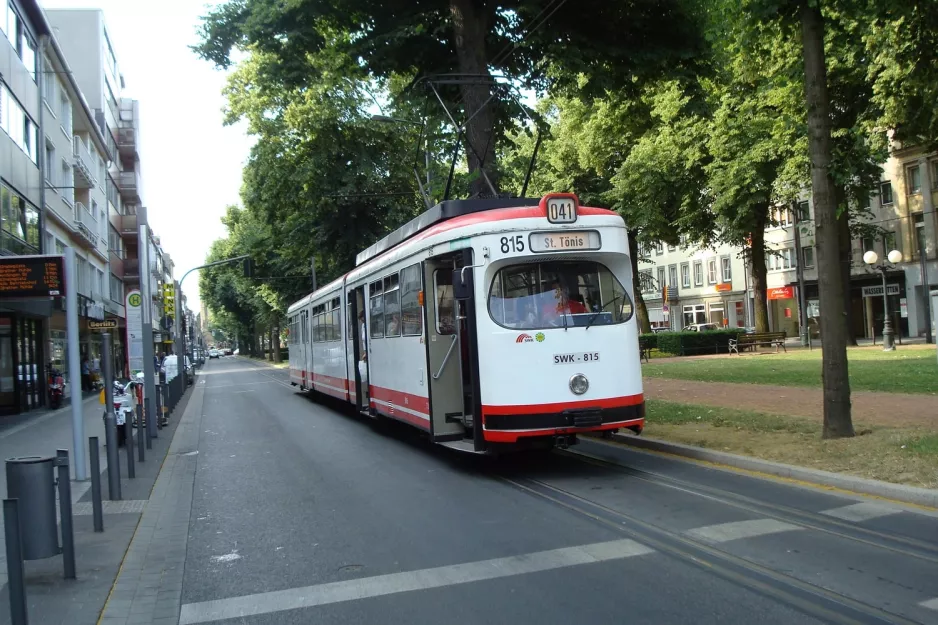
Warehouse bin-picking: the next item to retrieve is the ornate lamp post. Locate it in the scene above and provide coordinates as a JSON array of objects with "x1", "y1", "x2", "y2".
[{"x1": 863, "y1": 249, "x2": 903, "y2": 351}]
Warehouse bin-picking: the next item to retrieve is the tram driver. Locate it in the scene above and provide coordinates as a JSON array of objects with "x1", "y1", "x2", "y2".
[{"x1": 540, "y1": 280, "x2": 588, "y2": 324}]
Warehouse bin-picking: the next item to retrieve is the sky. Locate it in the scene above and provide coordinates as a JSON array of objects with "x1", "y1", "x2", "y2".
[{"x1": 43, "y1": 0, "x2": 252, "y2": 314}]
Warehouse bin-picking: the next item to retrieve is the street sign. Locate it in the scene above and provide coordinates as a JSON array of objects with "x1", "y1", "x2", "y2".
[
  {"x1": 126, "y1": 289, "x2": 144, "y2": 377},
  {"x1": 88, "y1": 319, "x2": 118, "y2": 330},
  {"x1": 0, "y1": 254, "x2": 64, "y2": 297},
  {"x1": 861, "y1": 284, "x2": 900, "y2": 298},
  {"x1": 162, "y1": 284, "x2": 175, "y2": 318}
]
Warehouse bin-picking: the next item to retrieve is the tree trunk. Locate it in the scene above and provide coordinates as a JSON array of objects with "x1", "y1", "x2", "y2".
[
  {"x1": 835, "y1": 192, "x2": 857, "y2": 346},
  {"x1": 800, "y1": 3, "x2": 854, "y2": 439},
  {"x1": 749, "y1": 217, "x2": 771, "y2": 333},
  {"x1": 450, "y1": 0, "x2": 498, "y2": 197},
  {"x1": 268, "y1": 325, "x2": 274, "y2": 361},
  {"x1": 273, "y1": 320, "x2": 282, "y2": 363},
  {"x1": 627, "y1": 230, "x2": 652, "y2": 333}
]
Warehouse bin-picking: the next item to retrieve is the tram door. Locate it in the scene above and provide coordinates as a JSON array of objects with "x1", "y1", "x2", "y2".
[
  {"x1": 424, "y1": 257, "x2": 468, "y2": 439},
  {"x1": 348, "y1": 287, "x2": 368, "y2": 412}
]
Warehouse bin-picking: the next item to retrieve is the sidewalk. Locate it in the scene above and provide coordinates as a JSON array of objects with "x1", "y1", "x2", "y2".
[
  {"x1": 0, "y1": 386, "x2": 192, "y2": 625},
  {"x1": 644, "y1": 377, "x2": 936, "y2": 427}
]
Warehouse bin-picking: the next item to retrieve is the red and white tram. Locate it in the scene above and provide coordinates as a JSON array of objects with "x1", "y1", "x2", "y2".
[{"x1": 287, "y1": 193, "x2": 644, "y2": 452}]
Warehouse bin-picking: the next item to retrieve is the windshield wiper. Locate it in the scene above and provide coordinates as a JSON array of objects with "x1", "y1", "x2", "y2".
[{"x1": 585, "y1": 296, "x2": 620, "y2": 330}]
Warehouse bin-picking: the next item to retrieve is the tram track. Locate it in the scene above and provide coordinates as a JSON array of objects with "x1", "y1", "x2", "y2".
[
  {"x1": 559, "y1": 441, "x2": 938, "y2": 566},
  {"x1": 499, "y1": 473, "x2": 926, "y2": 625}
]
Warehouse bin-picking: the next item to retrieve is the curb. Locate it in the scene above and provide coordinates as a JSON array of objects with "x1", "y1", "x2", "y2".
[{"x1": 611, "y1": 433, "x2": 938, "y2": 508}]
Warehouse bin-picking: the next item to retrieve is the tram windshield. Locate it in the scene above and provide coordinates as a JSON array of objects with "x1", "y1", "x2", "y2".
[{"x1": 488, "y1": 261, "x2": 634, "y2": 329}]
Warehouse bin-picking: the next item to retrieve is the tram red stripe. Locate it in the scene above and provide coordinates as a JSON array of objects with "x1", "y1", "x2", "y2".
[
  {"x1": 311, "y1": 372, "x2": 349, "y2": 390},
  {"x1": 370, "y1": 401, "x2": 432, "y2": 431},
  {"x1": 481, "y1": 394, "x2": 644, "y2": 417},
  {"x1": 483, "y1": 419, "x2": 644, "y2": 443},
  {"x1": 354, "y1": 205, "x2": 617, "y2": 274},
  {"x1": 369, "y1": 384, "x2": 431, "y2": 417}
]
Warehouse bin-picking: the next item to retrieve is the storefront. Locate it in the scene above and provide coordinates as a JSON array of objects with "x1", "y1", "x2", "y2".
[{"x1": 0, "y1": 313, "x2": 47, "y2": 415}]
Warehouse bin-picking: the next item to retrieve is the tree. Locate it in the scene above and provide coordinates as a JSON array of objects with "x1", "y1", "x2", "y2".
[
  {"x1": 196, "y1": 0, "x2": 706, "y2": 196},
  {"x1": 800, "y1": 1, "x2": 853, "y2": 437}
]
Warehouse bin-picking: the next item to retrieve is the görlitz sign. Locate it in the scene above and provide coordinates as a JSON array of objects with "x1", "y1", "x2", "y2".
[
  {"x1": 88, "y1": 319, "x2": 118, "y2": 330},
  {"x1": 861, "y1": 284, "x2": 900, "y2": 298}
]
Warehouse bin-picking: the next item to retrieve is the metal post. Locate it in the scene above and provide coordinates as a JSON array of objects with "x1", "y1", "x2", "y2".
[
  {"x1": 4, "y1": 499, "x2": 28, "y2": 625},
  {"x1": 175, "y1": 279, "x2": 185, "y2": 392},
  {"x1": 88, "y1": 437, "x2": 103, "y2": 532},
  {"x1": 102, "y1": 333, "x2": 121, "y2": 500},
  {"x1": 55, "y1": 449, "x2": 76, "y2": 579},
  {"x1": 64, "y1": 248, "x2": 86, "y2": 481},
  {"x1": 139, "y1": 224, "x2": 158, "y2": 443},
  {"x1": 136, "y1": 404, "x2": 145, "y2": 462},
  {"x1": 792, "y1": 201, "x2": 810, "y2": 347},
  {"x1": 124, "y1": 420, "x2": 135, "y2": 479},
  {"x1": 881, "y1": 268, "x2": 895, "y2": 351},
  {"x1": 917, "y1": 223, "x2": 934, "y2": 344}
]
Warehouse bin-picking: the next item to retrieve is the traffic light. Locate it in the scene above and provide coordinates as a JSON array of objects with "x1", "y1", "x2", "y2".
[{"x1": 243, "y1": 257, "x2": 254, "y2": 278}]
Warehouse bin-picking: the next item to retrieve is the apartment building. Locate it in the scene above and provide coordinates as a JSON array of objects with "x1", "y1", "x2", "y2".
[
  {"x1": 0, "y1": 0, "x2": 46, "y2": 413},
  {"x1": 640, "y1": 150, "x2": 938, "y2": 341},
  {"x1": 638, "y1": 240, "x2": 749, "y2": 331},
  {"x1": 41, "y1": 25, "x2": 117, "y2": 385}
]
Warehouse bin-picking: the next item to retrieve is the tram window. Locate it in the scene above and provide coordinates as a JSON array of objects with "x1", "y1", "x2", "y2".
[
  {"x1": 434, "y1": 270, "x2": 456, "y2": 335},
  {"x1": 312, "y1": 313, "x2": 320, "y2": 343},
  {"x1": 369, "y1": 280, "x2": 384, "y2": 339},
  {"x1": 488, "y1": 261, "x2": 634, "y2": 329},
  {"x1": 384, "y1": 274, "x2": 401, "y2": 337},
  {"x1": 331, "y1": 297, "x2": 342, "y2": 341},
  {"x1": 400, "y1": 264, "x2": 422, "y2": 336}
]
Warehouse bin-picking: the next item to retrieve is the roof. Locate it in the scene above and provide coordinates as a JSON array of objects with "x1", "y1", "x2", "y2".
[{"x1": 355, "y1": 197, "x2": 541, "y2": 266}]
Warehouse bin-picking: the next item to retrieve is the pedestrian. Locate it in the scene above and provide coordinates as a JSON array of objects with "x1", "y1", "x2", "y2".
[
  {"x1": 359, "y1": 311, "x2": 367, "y2": 361},
  {"x1": 81, "y1": 357, "x2": 91, "y2": 392}
]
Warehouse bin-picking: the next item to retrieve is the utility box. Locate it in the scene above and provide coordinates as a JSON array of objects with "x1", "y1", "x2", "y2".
[{"x1": 6, "y1": 456, "x2": 60, "y2": 560}]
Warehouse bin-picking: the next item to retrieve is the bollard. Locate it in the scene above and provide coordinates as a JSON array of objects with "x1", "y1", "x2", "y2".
[
  {"x1": 55, "y1": 450, "x2": 76, "y2": 579},
  {"x1": 4, "y1": 499, "x2": 28, "y2": 625},
  {"x1": 89, "y1": 438, "x2": 103, "y2": 532},
  {"x1": 102, "y1": 334, "x2": 121, "y2": 500},
  {"x1": 124, "y1": 421, "x2": 135, "y2": 478},
  {"x1": 136, "y1": 404, "x2": 145, "y2": 462}
]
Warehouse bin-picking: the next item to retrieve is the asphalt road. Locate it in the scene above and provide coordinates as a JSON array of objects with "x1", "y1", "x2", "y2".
[{"x1": 177, "y1": 356, "x2": 938, "y2": 625}]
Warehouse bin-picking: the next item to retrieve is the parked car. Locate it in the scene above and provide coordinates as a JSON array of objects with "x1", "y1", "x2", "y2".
[
  {"x1": 223, "y1": 348, "x2": 233, "y2": 356},
  {"x1": 687, "y1": 323, "x2": 721, "y2": 332},
  {"x1": 209, "y1": 349, "x2": 220, "y2": 359}
]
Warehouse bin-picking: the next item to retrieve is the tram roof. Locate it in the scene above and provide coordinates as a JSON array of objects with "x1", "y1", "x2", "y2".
[{"x1": 355, "y1": 197, "x2": 541, "y2": 267}]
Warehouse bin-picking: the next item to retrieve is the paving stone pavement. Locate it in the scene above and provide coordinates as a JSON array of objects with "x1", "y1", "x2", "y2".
[{"x1": 98, "y1": 382, "x2": 204, "y2": 625}]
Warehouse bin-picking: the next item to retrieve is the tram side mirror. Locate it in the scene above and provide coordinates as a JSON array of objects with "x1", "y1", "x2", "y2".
[{"x1": 452, "y1": 269, "x2": 472, "y2": 300}]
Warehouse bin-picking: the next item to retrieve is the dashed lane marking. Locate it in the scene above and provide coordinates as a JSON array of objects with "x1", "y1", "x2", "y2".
[
  {"x1": 686, "y1": 519, "x2": 802, "y2": 544},
  {"x1": 820, "y1": 502, "x2": 904, "y2": 523},
  {"x1": 178, "y1": 538, "x2": 653, "y2": 624}
]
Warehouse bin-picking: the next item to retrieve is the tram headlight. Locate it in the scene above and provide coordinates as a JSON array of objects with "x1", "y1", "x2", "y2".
[{"x1": 569, "y1": 373, "x2": 589, "y2": 395}]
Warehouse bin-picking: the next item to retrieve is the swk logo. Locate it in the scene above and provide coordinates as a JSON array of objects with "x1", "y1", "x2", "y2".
[{"x1": 516, "y1": 333, "x2": 534, "y2": 343}]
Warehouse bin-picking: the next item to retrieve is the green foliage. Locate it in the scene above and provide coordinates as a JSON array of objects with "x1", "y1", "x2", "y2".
[
  {"x1": 639, "y1": 333, "x2": 658, "y2": 350},
  {"x1": 655, "y1": 330, "x2": 745, "y2": 356}
]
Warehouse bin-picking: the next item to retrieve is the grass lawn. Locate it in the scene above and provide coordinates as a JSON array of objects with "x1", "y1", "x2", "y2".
[
  {"x1": 642, "y1": 345, "x2": 938, "y2": 395},
  {"x1": 643, "y1": 399, "x2": 938, "y2": 489}
]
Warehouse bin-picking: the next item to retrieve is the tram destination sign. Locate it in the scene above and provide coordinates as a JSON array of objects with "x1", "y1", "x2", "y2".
[{"x1": 0, "y1": 255, "x2": 64, "y2": 297}]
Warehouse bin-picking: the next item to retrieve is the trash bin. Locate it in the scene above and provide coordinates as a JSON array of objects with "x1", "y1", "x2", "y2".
[{"x1": 5, "y1": 456, "x2": 60, "y2": 560}]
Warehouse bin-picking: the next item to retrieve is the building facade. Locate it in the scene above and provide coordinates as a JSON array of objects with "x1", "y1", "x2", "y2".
[{"x1": 640, "y1": 149, "x2": 938, "y2": 341}]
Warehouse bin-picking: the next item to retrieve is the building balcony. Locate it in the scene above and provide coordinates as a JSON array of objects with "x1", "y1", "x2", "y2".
[
  {"x1": 118, "y1": 212, "x2": 138, "y2": 240},
  {"x1": 109, "y1": 248, "x2": 125, "y2": 279},
  {"x1": 72, "y1": 137, "x2": 97, "y2": 189},
  {"x1": 124, "y1": 257, "x2": 140, "y2": 278},
  {"x1": 117, "y1": 126, "x2": 136, "y2": 161},
  {"x1": 74, "y1": 201, "x2": 99, "y2": 248},
  {"x1": 119, "y1": 170, "x2": 141, "y2": 204}
]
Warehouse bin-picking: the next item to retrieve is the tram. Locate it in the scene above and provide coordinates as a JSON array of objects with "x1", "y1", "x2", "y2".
[{"x1": 286, "y1": 193, "x2": 645, "y2": 452}]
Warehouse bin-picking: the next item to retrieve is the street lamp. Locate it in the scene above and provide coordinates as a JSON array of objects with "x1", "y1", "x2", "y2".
[{"x1": 863, "y1": 249, "x2": 903, "y2": 351}]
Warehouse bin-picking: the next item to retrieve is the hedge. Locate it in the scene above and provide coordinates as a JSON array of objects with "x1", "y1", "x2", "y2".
[
  {"x1": 655, "y1": 330, "x2": 744, "y2": 356},
  {"x1": 639, "y1": 333, "x2": 658, "y2": 349}
]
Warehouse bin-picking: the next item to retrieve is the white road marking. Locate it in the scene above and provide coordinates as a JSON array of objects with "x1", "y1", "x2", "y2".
[
  {"x1": 211, "y1": 551, "x2": 242, "y2": 563},
  {"x1": 920, "y1": 597, "x2": 938, "y2": 610},
  {"x1": 686, "y1": 519, "x2": 801, "y2": 544},
  {"x1": 819, "y1": 502, "x2": 902, "y2": 523},
  {"x1": 179, "y1": 538, "x2": 653, "y2": 624}
]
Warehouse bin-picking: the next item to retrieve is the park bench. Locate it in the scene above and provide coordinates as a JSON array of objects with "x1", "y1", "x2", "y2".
[
  {"x1": 638, "y1": 336, "x2": 652, "y2": 363},
  {"x1": 729, "y1": 332, "x2": 787, "y2": 355}
]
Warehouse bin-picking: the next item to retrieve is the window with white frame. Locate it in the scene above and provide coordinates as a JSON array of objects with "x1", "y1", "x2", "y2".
[
  {"x1": 655, "y1": 241, "x2": 664, "y2": 255},
  {"x1": 60, "y1": 92, "x2": 72, "y2": 136},
  {"x1": 683, "y1": 304, "x2": 706, "y2": 327},
  {"x1": 681, "y1": 262, "x2": 690, "y2": 288},
  {"x1": 657, "y1": 266, "x2": 666, "y2": 291},
  {"x1": 802, "y1": 246, "x2": 815, "y2": 269},
  {"x1": 906, "y1": 165, "x2": 921, "y2": 195},
  {"x1": 721, "y1": 256, "x2": 732, "y2": 282},
  {"x1": 61, "y1": 159, "x2": 73, "y2": 205},
  {"x1": 44, "y1": 143, "x2": 55, "y2": 186},
  {"x1": 879, "y1": 181, "x2": 894, "y2": 205},
  {"x1": 3, "y1": 5, "x2": 37, "y2": 81},
  {"x1": 693, "y1": 260, "x2": 703, "y2": 286},
  {"x1": 706, "y1": 258, "x2": 717, "y2": 284},
  {"x1": 0, "y1": 83, "x2": 38, "y2": 163}
]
